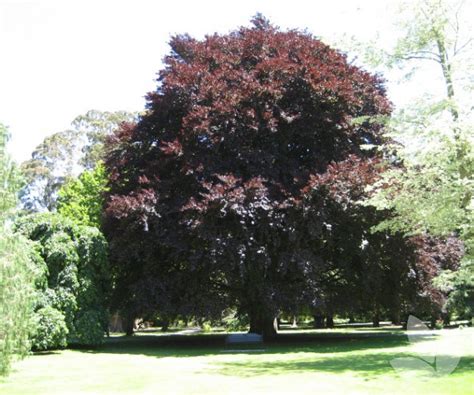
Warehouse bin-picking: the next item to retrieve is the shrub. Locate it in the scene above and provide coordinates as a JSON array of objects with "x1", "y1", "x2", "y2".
[
  {"x1": 15, "y1": 213, "x2": 111, "y2": 348},
  {"x1": 31, "y1": 306, "x2": 68, "y2": 350},
  {"x1": 70, "y1": 310, "x2": 106, "y2": 346}
]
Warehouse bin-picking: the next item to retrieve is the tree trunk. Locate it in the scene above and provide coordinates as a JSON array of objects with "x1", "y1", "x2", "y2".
[
  {"x1": 313, "y1": 314, "x2": 324, "y2": 329},
  {"x1": 372, "y1": 312, "x2": 380, "y2": 328},
  {"x1": 442, "y1": 311, "x2": 451, "y2": 326},
  {"x1": 430, "y1": 315, "x2": 438, "y2": 329},
  {"x1": 391, "y1": 310, "x2": 401, "y2": 326},
  {"x1": 326, "y1": 314, "x2": 334, "y2": 329},
  {"x1": 291, "y1": 315, "x2": 297, "y2": 328},
  {"x1": 390, "y1": 302, "x2": 402, "y2": 325},
  {"x1": 372, "y1": 302, "x2": 380, "y2": 327},
  {"x1": 161, "y1": 320, "x2": 169, "y2": 332},
  {"x1": 124, "y1": 314, "x2": 135, "y2": 336},
  {"x1": 435, "y1": 37, "x2": 457, "y2": 119},
  {"x1": 249, "y1": 311, "x2": 277, "y2": 339}
]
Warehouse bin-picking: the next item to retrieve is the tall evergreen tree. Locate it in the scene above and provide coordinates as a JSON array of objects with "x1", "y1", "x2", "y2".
[{"x1": 0, "y1": 123, "x2": 38, "y2": 375}]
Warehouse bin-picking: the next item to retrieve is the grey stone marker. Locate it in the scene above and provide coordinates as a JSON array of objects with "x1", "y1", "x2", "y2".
[{"x1": 225, "y1": 333, "x2": 263, "y2": 344}]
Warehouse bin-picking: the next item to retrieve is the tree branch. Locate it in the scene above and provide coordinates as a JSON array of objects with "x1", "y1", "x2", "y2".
[
  {"x1": 399, "y1": 55, "x2": 441, "y2": 63},
  {"x1": 454, "y1": 38, "x2": 473, "y2": 56}
]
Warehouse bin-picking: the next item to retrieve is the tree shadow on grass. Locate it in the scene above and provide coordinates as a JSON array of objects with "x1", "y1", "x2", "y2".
[
  {"x1": 70, "y1": 331, "x2": 474, "y2": 379},
  {"x1": 209, "y1": 352, "x2": 474, "y2": 379},
  {"x1": 76, "y1": 331, "x2": 412, "y2": 360},
  {"x1": 31, "y1": 351, "x2": 61, "y2": 356}
]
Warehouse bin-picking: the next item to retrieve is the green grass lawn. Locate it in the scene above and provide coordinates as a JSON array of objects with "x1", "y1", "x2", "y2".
[{"x1": 1, "y1": 327, "x2": 473, "y2": 395}]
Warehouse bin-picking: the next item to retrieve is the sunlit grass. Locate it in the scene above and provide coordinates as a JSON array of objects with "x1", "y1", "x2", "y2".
[{"x1": 1, "y1": 328, "x2": 473, "y2": 394}]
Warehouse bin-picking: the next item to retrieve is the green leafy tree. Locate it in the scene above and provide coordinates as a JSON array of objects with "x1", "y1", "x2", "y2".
[
  {"x1": 363, "y1": 0, "x2": 473, "y2": 319},
  {"x1": 15, "y1": 213, "x2": 111, "y2": 347},
  {"x1": 57, "y1": 163, "x2": 108, "y2": 227}
]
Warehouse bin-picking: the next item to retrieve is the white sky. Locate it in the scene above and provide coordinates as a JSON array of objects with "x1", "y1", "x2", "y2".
[{"x1": 0, "y1": 0, "x2": 447, "y2": 162}]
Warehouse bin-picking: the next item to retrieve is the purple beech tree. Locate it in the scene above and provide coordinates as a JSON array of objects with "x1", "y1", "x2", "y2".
[{"x1": 103, "y1": 16, "x2": 460, "y2": 337}]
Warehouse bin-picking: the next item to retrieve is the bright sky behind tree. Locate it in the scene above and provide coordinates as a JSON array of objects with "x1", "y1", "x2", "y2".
[{"x1": 0, "y1": 0, "x2": 452, "y2": 162}]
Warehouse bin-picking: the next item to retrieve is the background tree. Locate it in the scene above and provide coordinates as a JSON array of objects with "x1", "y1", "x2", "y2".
[
  {"x1": 20, "y1": 129, "x2": 81, "y2": 212},
  {"x1": 20, "y1": 110, "x2": 135, "y2": 212},
  {"x1": 72, "y1": 110, "x2": 138, "y2": 170}
]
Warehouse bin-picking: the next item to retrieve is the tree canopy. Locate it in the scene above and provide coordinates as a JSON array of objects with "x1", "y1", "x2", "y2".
[{"x1": 57, "y1": 162, "x2": 108, "y2": 228}]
